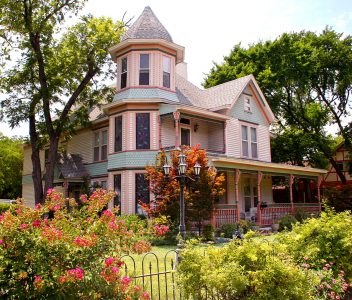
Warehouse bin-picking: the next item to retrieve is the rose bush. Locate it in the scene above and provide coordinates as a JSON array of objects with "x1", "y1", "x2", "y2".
[{"x1": 0, "y1": 189, "x2": 157, "y2": 299}]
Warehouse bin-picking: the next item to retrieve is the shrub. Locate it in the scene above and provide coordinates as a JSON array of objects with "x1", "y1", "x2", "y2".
[
  {"x1": 0, "y1": 203, "x2": 12, "y2": 213},
  {"x1": 279, "y1": 208, "x2": 352, "y2": 281},
  {"x1": 0, "y1": 189, "x2": 157, "y2": 299},
  {"x1": 202, "y1": 224, "x2": 214, "y2": 241},
  {"x1": 218, "y1": 223, "x2": 237, "y2": 238},
  {"x1": 278, "y1": 214, "x2": 297, "y2": 231},
  {"x1": 178, "y1": 239, "x2": 319, "y2": 299}
]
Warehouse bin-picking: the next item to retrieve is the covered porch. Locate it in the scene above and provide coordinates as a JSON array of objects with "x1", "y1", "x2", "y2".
[{"x1": 210, "y1": 157, "x2": 327, "y2": 228}]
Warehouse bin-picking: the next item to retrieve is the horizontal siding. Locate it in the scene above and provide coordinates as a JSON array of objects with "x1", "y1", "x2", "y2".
[
  {"x1": 226, "y1": 119, "x2": 240, "y2": 157},
  {"x1": 257, "y1": 125, "x2": 271, "y2": 162},
  {"x1": 208, "y1": 122, "x2": 224, "y2": 152},
  {"x1": 22, "y1": 184, "x2": 35, "y2": 208},
  {"x1": 22, "y1": 175, "x2": 33, "y2": 184},
  {"x1": 23, "y1": 148, "x2": 45, "y2": 175},
  {"x1": 192, "y1": 119, "x2": 209, "y2": 149},
  {"x1": 160, "y1": 117, "x2": 175, "y2": 148},
  {"x1": 85, "y1": 161, "x2": 108, "y2": 177},
  {"x1": 231, "y1": 93, "x2": 267, "y2": 126},
  {"x1": 108, "y1": 151, "x2": 158, "y2": 170},
  {"x1": 66, "y1": 129, "x2": 93, "y2": 163}
]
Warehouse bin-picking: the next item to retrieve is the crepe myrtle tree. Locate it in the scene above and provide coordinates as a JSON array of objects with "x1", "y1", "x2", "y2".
[
  {"x1": 143, "y1": 145, "x2": 226, "y2": 234},
  {"x1": 0, "y1": 0, "x2": 128, "y2": 203}
]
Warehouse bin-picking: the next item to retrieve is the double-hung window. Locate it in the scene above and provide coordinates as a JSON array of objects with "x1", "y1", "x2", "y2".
[
  {"x1": 241, "y1": 125, "x2": 258, "y2": 159},
  {"x1": 162, "y1": 56, "x2": 171, "y2": 88},
  {"x1": 139, "y1": 54, "x2": 150, "y2": 85},
  {"x1": 244, "y1": 96, "x2": 251, "y2": 112},
  {"x1": 120, "y1": 57, "x2": 127, "y2": 89},
  {"x1": 93, "y1": 129, "x2": 108, "y2": 162}
]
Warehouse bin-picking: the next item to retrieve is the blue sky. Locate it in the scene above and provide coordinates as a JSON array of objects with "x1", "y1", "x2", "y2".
[{"x1": 1, "y1": 0, "x2": 351, "y2": 137}]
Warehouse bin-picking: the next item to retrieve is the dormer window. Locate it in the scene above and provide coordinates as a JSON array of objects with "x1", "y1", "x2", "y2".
[
  {"x1": 139, "y1": 54, "x2": 150, "y2": 85},
  {"x1": 163, "y1": 56, "x2": 171, "y2": 88},
  {"x1": 244, "y1": 96, "x2": 251, "y2": 112},
  {"x1": 121, "y1": 57, "x2": 127, "y2": 89}
]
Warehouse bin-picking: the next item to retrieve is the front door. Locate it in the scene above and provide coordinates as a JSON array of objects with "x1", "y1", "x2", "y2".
[{"x1": 243, "y1": 176, "x2": 258, "y2": 220}]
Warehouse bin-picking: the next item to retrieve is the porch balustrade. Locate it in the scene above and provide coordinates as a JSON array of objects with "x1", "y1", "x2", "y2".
[{"x1": 212, "y1": 203, "x2": 320, "y2": 228}]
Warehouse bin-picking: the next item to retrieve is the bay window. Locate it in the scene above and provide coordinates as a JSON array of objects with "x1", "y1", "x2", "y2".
[
  {"x1": 136, "y1": 113, "x2": 150, "y2": 149},
  {"x1": 121, "y1": 57, "x2": 127, "y2": 89},
  {"x1": 163, "y1": 56, "x2": 171, "y2": 88}
]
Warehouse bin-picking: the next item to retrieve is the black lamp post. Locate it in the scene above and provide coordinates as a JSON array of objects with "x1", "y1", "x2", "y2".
[{"x1": 162, "y1": 148, "x2": 201, "y2": 258}]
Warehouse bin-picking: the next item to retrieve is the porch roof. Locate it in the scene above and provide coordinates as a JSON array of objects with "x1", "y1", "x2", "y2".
[{"x1": 211, "y1": 157, "x2": 327, "y2": 177}]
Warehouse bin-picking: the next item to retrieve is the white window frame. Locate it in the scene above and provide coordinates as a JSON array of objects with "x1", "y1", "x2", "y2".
[
  {"x1": 120, "y1": 56, "x2": 128, "y2": 89},
  {"x1": 244, "y1": 96, "x2": 252, "y2": 112},
  {"x1": 93, "y1": 128, "x2": 108, "y2": 162},
  {"x1": 241, "y1": 124, "x2": 258, "y2": 159},
  {"x1": 162, "y1": 56, "x2": 171, "y2": 88}
]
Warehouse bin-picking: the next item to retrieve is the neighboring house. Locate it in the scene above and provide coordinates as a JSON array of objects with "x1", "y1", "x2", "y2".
[
  {"x1": 322, "y1": 141, "x2": 352, "y2": 188},
  {"x1": 22, "y1": 6, "x2": 327, "y2": 226}
]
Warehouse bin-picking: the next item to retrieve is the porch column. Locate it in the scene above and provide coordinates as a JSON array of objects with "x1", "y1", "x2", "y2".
[
  {"x1": 289, "y1": 174, "x2": 295, "y2": 213},
  {"x1": 257, "y1": 171, "x2": 263, "y2": 226},
  {"x1": 234, "y1": 169, "x2": 241, "y2": 221},
  {"x1": 173, "y1": 111, "x2": 180, "y2": 148},
  {"x1": 317, "y1": 175, "x2": 322, "y2": 211}
]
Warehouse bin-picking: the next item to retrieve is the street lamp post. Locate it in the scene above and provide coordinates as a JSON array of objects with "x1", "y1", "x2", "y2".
[{"x1": 162, "y1": 148, "x2": 201, "y2": 262}]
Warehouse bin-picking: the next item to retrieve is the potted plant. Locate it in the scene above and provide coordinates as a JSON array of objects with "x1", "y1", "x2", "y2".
[
  {"x1": 271, "y1": 214, "x2": 279, "y2": 232},
  {"x1": 260, "y1": 201, "x2": 268, "y2": 209}
]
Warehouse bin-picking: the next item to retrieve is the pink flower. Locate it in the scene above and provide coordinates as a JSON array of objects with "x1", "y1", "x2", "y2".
[
  {"x1": 332, "y1": 279, "x2": 337, "y2": 284},
  {"x1": 111, "y1": 267, "x2": 119, "y2": 274},
  {"x1": 67, "y1": 268, "x2": 84, "y2": 281},
  {"x1": 34, "y1": 275, "x2": 42, "y2": 283},
  {"x1": 121, "y1": 276, "x2": 131, "y2": 285},
  {"x1": 303, "y1": 256, "x2": 309, "y2": 260},
  {"x1": 323, "y1": 267, "x2": 328, "y2": 271},
  {"x1": 35, "y1": 203, "x2": 41, "y2": 210},
  {"x1": 20, "y1": 223, "x2": 29, "y2": 230},
  {"x1": 53, "y1": 204, "x2": 61, "y2": 211},
  {"x1": 32, "y1": 219, "x2": 41, "y2": 228},
  {"x1": 0, "y1": 214, "x2": 4, "y2": 222},
  {"x1": 80, "y1": 195, "x2": 88, "y2": 203},
  {"x1": 47, "y1": 188, "x2": 54, "y2": 195},
  {"x1": 141, "y1": 291, "x2": 150, "y2": 300},
  {"x1": 0, "y1": 239, "x2": 4, "y2": 246},
  {"x1": 134, "y1": 285, "x2": 142, "y2": 293},
  {"x1": 105, "y1": 257, "x2": 115, "y2": 266},
  {"x1": 325, "y1": 263, "x2": 331, "y2": 268}
]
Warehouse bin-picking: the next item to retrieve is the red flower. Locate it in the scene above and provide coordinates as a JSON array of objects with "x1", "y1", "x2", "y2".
[
  {"x1": 32, "y1": 220, "x2": 41, "y2": 228},
  {"x1": 121, "y1": 276, "x2": 131, "y2": 286},
  {"x1": 105, "y1": 257, "x2": 114, "y2": 266}
]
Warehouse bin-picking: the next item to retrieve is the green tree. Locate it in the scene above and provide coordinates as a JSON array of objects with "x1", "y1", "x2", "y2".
[
  {"x1": 0, "y1": 0, "x2": 126, "y2": 203},
  {"x1": 0, "y1": 133, "x2": 23, "y2": 199},
  {"x1": 204, "y1": 28, "x2": 352, "y2": 183}
]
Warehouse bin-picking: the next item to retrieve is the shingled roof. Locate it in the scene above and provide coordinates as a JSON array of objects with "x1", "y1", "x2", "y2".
[
  {"x1": 121, "y1": 6, "x2": 173, "y2": 42},
  {"x1": 175, "y1": 74, "x2": 252, "y2": 109},
  {"x1": 56, "y1": 153, "x2": 88, "y2": 179}
]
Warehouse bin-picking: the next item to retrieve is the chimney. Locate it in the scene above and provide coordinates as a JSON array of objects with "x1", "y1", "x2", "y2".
[{"x1": 176, "y1": 62, "x2": 188, "y2": 79}]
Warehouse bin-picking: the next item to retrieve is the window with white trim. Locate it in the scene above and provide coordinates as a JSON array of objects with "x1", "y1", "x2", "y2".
[
  {"x1": 244, "y1": 96, "x2": 251, "y2": 112},
  {"x1": 162, "y1": 56, "x2": 171, "y2": 88},
  {"x1": 139, "y1": 54, "x2": 150, "y2": 85},
  {"x1": 241, "y1": 125, "x2": 258, "y2": 159},
  {"x1": 93, "y1": 129, "x2": 108, "y2": 162},
  {"x1": 120, "y1": 57, "x2": 127, "y2": 89}
]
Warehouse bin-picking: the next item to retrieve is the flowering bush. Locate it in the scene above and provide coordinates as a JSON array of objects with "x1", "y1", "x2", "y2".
[
  {"x1": 178, "y1": 239, "x2": 320, "y2": 299},
  {"x1": 0, "y1": 189, "x2": 159, "y2": 299}
]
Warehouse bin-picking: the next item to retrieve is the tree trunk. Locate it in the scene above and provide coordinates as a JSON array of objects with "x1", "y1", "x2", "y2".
[
  {"x1": 29, "y1": 114, "x2": 43, "y2": 204},
  {"x1": 43, "y1": 133, "x2": 60, "y2": 197}
]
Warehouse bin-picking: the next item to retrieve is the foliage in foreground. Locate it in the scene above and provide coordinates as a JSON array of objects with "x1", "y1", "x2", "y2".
[
  {"x1": 0, "y1": 189, "x2": 155, "y2": 299},
  {"x1": 278, "y1": 208, "x2": 352, "y2": 281},
  {"x1": 178, "y1": 209, "x2": 352, "y2": 299}
]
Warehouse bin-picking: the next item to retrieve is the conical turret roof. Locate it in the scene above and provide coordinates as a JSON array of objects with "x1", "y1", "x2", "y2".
[{"x1": 121, "y1": 6, "x2": 173, "y2": 42}]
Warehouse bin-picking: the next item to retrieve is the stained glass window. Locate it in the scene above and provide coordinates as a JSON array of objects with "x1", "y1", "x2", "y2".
[
  {"x1": 115, "y1": 115, "x2": 122, "y2": 152},
  {"x1": 135, "y1": 173, "x2": 149, "y2": 215},
  {"x1": 136, "y1": 113, "x2": 150, "y2": 149},
  {"x1": 114, "y1": 174, "x2": 121, "y2": 214}
]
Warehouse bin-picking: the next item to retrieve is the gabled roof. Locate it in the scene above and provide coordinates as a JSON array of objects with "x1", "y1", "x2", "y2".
[
  {"x1": 121, "y1": 6, "x2": 173, "y2": 42},
  {"x1": 56, "y1": 153, "x2": 88, "y2": 179},
  {"x1": 175, "y1": 74, "x2": 276, "y2": 123}
]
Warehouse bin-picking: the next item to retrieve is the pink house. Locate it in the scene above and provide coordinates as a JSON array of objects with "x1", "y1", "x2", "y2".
[{"x1": 22, "y1": 6, "x2": 327, "y2": 227}]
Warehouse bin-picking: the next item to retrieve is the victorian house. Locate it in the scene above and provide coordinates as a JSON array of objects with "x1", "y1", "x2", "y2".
[{"x1": 22, "y1": 7, "x2": 327, "y2": 226}]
